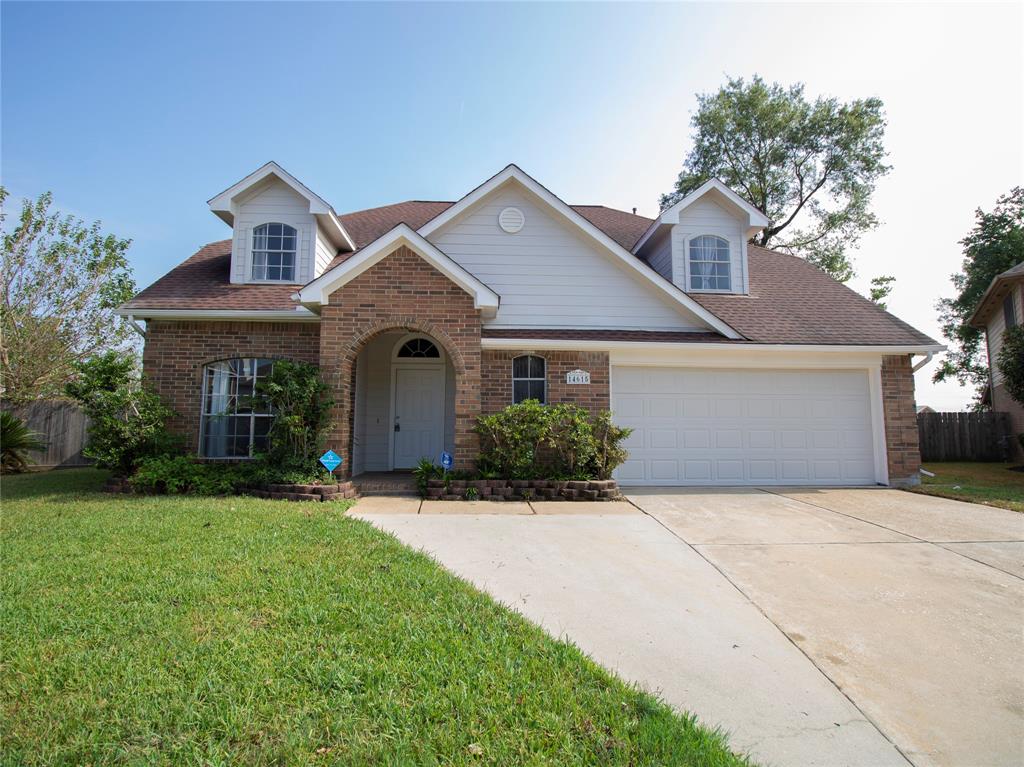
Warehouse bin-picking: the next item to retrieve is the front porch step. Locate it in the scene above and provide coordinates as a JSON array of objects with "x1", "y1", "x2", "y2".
[{"x1": 353, "y1": 472, "x2": 419, "y2": 497}]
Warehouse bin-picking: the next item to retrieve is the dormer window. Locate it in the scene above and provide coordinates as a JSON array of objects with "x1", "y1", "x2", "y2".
[
  {"x1": 689, "y1": 235, "x2": 731, "y2": 291},
  {"x1": 251, "y1": 223, "x2": 297, "y2": 281}
]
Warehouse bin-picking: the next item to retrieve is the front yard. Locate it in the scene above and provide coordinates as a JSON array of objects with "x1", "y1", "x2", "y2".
[
  {"x1": 912, "y1": 461, "x2": 1024, "y2": 512},
  {"x1": 1, "y1": 469, "x2": 750, "y2": 766}
]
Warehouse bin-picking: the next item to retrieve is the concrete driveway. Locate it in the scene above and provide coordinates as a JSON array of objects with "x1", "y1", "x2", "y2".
[{"x1": 354, "y1": 489, "x2": 1024, "y2": 767}]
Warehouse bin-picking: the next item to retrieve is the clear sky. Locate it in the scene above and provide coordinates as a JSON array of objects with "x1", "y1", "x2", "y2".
[{"x1": 3, "y1": 1, "x2": 1021, "y2": 409}]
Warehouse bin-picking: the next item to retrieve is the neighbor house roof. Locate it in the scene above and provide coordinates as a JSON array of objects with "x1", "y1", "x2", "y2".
[
  {"x1": 968, "y1": 261, "x2": 1024, "y2": 328},
  {"x1": 121, "y1": 200, "x2": 939, "y2": 348}
]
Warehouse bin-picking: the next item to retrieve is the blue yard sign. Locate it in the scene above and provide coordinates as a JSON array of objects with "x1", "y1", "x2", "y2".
[
  {"x1": 319, "y1": 450, "x2": 343, "y2": 473},
  {"x1": 440, "y1": 451, "x2": 453, "y2": 470}
]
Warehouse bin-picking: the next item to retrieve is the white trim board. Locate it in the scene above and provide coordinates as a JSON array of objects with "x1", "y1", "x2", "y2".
[
  {"x1": 480, "y1": 336, "x2": 945, "y2": 356},
  {"x1": 297, "y1": 224, "x2": 500, "y2": 315},
  {"x1": 416, "y1": 164, "x2": 742, "y2": 340}
]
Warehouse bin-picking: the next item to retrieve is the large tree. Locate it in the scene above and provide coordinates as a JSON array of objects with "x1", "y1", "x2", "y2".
[
  {"x1": 1, "y1": 188, "x2": 136, "y2": 405},
  {"x1": 662, "y1": 75, "x2": 891, "y2": 282},
  {"x1": 934, "y1": 187, "x2": 1024, "y2": 396}
]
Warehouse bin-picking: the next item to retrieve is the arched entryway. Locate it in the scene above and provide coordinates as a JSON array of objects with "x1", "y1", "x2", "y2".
[{"x1": 350, "y1": 330, "x2": 456, "y2": 475}]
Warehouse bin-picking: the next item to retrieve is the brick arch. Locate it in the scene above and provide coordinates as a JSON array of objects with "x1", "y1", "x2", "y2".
[{"x1": 340, "y1": 317, "x2": 468, "y2": 377}]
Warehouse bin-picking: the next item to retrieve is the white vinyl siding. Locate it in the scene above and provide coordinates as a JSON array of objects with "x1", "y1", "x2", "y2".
[
  {"x1": 612, "y1": 366, "x2": 878, "y2": 486},
  {"x1": 645, "y1": 226, "x2": 674, "y2": 282},
  {"x1": 428, "y1": 187, "x2": 708, "y2": 330},
  {"x1": 314, "y1": 227, "x2": 336, "y2": 278},
  {"x1": 672, "y1": 197, "x2": 748, "y2": 295},
  {"x1": 230, "y1": 177, "x2": 316, "y2": 284},
  {"x1": 988, "y1": 284, "x2": 1023, "y2": 385}
]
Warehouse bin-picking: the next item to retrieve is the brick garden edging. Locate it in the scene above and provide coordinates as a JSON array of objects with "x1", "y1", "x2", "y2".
[
  {"x1": 103, "y1": 478, "x2": 358, "y2": 503},
  {"x1": 425, "y1": 478, "x2": 622, "y2": 502}
]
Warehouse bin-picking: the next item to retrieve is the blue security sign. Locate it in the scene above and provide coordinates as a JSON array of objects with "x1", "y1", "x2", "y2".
[
  {"x1": 319, "y1": 450, "x2": 343, "y2": 472},
  {"x1": 440, "y1": 451, "x2": 453, "y2": 470}
]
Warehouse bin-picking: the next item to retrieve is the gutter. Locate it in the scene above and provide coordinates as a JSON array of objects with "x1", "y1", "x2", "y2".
[
  {"x1": 912, "y1": 351, "x2": 935, "y2": 373},
  {"x1": 124, "y1": 313, "x2": 147, "y2": 339}
]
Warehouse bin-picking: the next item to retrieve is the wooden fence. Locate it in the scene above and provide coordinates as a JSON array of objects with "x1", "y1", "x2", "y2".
[
  {"x1": 3, "y1": 400, "x2": 91, "y2": 468},
  {"x1": 917, "y1": 411, "x2": 1013, "y2": 462}
]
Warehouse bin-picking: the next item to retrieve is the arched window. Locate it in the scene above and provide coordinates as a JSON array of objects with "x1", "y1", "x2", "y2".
[
  {"x1": 396, "y1": 337, "x2": 440, "y2": 358},
  {"x1": 200, "y1": 358, "x2": 275, "y2": 457},
  {"x1": 512, "y1": 355, "x2": 546, "y2": 404},
  {"x1": 251, "y1": 223, "x2": 297, "y2": 281},
  {"x1": 689, "y1": 235, "x2": 731, "y2": 291}
]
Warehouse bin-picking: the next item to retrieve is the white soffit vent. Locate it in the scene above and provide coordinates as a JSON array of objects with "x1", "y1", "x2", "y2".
[{"x1": 498, "y1": 207, "x2": 525, "y2": 233}]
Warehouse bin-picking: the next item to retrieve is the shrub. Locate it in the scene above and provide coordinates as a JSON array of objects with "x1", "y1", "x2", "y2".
[
  {"x1": 253, "y1": 360, "x2": 334, "y2": 482},
  {"x1": 130, "y1": 455, "x2": 246, "y2": 496},
  {"x1": 473, "y1": 399, "x2": 550, "y2": 479},
  {"x1": 65, "y1": 352, "x2": 177, "y2": 475},
  {"x1": 412, "y1": 457, "x2": 443, "y2": 497},
  {"x1": 588, "y1": 411, "x2": 634, "y2": 480},
  {"x1": 545, "y1": 404, "x2": 596, "y2": 479},
  {"x1": 0, "y1": 411, "x2": 46, "y2": 473},
  {"x1": 997, "y1": 325, "x2": 1024, "y2": 405}
]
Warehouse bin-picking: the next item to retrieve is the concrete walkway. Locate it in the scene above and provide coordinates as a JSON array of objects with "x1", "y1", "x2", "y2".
[{"x1": 353, "y1": 489, "x2": 1024, "y2": 767}]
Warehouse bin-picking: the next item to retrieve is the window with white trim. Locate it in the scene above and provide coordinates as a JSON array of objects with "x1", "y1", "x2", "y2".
[
  {"x1": 397, "y1": 338, "x2": 440, "y2": 358},
  {"x1": 689, "y1": 235, "x2": 731, "y2": 291},
  {"x1": 200, "y1": 358, "x2": 275, "y2": 457},
  {"x1": 512, "y1": 355, "x2": 546, "y2": 404},
  {"x1": 251, "y1": 223, "x2": 297, "y2": 281},
  {"x1": 1004, "y1": 293, "x2": 1018, "y2": 329}
]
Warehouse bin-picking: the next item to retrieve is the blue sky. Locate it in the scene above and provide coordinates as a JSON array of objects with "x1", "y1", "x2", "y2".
[{"x1": 3, "y1": 2, "x2": 1021, "y2": 408}]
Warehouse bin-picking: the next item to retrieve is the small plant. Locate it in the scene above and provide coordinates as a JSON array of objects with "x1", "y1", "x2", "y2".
[
  {"x1": 0, "y1": 411, "x2": 46, "y2": 473},
  {"x1": 412, "y1": 457, "x2": 442, "y2": 498},
  {"x1": 588, "y1": 411, "x2": 633, "y2": 480},
  {"x1": 464, "y1": 486, "x2": 479, "y2": 500}
]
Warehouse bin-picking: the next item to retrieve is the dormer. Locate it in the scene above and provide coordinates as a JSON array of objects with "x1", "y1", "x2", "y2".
[
  {"x1": 634, "y1": 179, "x2": 770, "y2": 295},
  {"x1": 208, "y1": 162, "x2": 354, "y2": 285}
]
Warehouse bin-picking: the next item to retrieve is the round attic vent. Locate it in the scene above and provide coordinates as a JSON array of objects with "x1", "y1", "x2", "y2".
[{"x1": 498, "y1": 207, "x2": 525, "y2": 233}]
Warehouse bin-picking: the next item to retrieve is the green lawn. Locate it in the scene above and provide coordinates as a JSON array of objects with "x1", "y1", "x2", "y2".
[
  {"x1": 912, "y1": 461, "x2": 1024, "y2": 512},
  {"x1": 1, "y1": 469, "x2": 751, "y2": 766}
]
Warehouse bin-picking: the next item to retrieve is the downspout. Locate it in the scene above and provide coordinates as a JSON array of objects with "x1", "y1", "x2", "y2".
[
  {"x1": 911, "y1": 351, "x2": 934, "y2": 373},
  {"x1": 125, "y1": 313, "x2": 147, "y2": 340}
]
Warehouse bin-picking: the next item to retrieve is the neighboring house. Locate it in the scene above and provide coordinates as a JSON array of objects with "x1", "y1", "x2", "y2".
[
  {"x1": 970, "y1": 262, "x2": 1024, "y2": 458},
  {"x1": 118, "y1": 162, "x2": 942, "y2": 487}
]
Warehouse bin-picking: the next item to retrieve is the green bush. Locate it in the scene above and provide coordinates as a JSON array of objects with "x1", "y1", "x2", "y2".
[
  {"x1": 412, "y1": 457, "x2": 443, "y2": 497},
  {"x1": 65, "y1": 352, "x2": 178, "y2": 475},
  {"x1": 997, "y1": 325, "x2": 1024, "y2": 405},
  {"x1": 474, "y1": 402, "x2": 633, "y2": 480},
  {"x1": 252, "y1": 360, "x2": 334, "y2": 482},
  {"x1": 130, "y1": 455, "x2": 242, "y2": 496},
  {"x1": 0, "y1": 411, "x2": 46, "y2": 473}
]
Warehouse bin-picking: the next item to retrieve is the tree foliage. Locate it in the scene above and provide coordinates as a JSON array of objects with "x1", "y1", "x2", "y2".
[
  {"x1": 934, "y1": 187, "x2": 1024, "y2": 393},
  {"x1": 997, "y1": 325, "x2": 1024, "y2": 406},
  {"x1": 662, "y1": 75, "x2": 890, "y2": 282},
  {"x1": 869, "y1": 275, "x2": 896, "y2": 309},
  {"x1": 1, "y1": 187, "x2": 135, "y2": 405}
]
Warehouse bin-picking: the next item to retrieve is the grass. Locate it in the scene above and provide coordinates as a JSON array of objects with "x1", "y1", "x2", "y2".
[
  {"x1": 1, "y1": 469, "x2": 751, "y2": 766},
  {"x1": 911, "y1": 461, "x2": 1024, "y2": 512}
]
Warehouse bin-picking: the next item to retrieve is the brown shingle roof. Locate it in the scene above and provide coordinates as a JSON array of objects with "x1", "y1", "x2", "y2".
[
  {"x1": 482, "y1": 328, "x2": 737, "y2": 343},
  {"x1": 688, "y1": 245, "x2": 938, "y2": 346},
  {"x1": 123, "y1": 202, "x2": 937, "y2": 347}
]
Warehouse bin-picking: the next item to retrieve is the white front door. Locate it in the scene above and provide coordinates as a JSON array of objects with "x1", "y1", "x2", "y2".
[{"x1": 392, "y1": 366, "x2": 444, "y2": 469}]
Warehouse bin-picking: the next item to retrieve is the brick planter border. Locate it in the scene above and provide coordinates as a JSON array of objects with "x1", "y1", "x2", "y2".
[
  {"x1": 423, "y1": 478, "x2": 622, "y2": 502},
  {"x1": 103, "y1": 477, "x2": 358, "y2": 503}
]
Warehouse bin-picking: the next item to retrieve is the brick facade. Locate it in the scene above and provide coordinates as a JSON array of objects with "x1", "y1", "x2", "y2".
[
  {"x1": 992, "y1": 383, "x2": 1024, "y2": 460},
  {"x1": 318, "y1": 246, "x2": 482, "y2": 476},
  {"x1": 881, "y1": 354, "x2": 922, "y2": 485},
  {"x1": 481, "y1": 350, "x2": 610, "y2": 414},
  {"x1": 141, "y1": 320, "x2": 321, "y2": 452}
]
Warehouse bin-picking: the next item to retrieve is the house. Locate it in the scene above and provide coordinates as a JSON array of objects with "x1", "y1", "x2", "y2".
[
  {"x1": 969, "y1": 262, "x2": 1024, "y2": 458},
  {"x1": 118, "y1": 162, "x2": 943, "y2": 487}
]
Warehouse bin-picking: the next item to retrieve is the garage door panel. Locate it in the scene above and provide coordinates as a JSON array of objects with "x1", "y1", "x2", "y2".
[{"x1": 612, "y1": 367, "x2": 877, "y2": 486}]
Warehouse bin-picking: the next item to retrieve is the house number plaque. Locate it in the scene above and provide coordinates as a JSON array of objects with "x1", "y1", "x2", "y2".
[{"x1": 565, "y1": 369, "x2": 591, "y2": 385}]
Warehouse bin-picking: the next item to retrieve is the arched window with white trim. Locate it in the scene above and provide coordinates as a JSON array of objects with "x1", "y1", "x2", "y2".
[
  {"x1": 251, "y1": 223, "x2": 297, "y2": 281},
  {"x1": 688, "y1": 235, "x2": 731, "y2": 291},
  {"x1": 512, "y1": 355, "x2": 546, "y2": 404}
]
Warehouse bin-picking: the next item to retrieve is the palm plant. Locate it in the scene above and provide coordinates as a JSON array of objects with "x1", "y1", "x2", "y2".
[{"x1": 1, "y1": 411, "x2": 46, "y2": 473}]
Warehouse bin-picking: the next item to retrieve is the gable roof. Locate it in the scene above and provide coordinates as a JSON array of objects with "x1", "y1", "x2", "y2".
[
  {"x1": 207, "y1": 161, "x2": 355, "y2": 250},
  {"x1": 297, "y1": 224, "x2": 500, "y2": 315},
  {"x1": 968, "y1": 261, "x2": 1024, "y2": 328},
  {"x1": 689, "y1": 245, "x2": 939, "y2": 346}
]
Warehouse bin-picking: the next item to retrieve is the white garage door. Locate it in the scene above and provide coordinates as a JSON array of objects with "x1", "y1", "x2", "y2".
[{"x1": 612, "y1": 367, "x2": 878, "y2": 486}]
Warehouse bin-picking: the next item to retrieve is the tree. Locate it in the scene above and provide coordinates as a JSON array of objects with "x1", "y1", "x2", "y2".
[
  {"x1": 869, "y1": 275, "x2": 896, "y2": 309},
  {"x1": 997, "y1": 325, "x2": 1024, "y2": 405},
  {"x1": 1, "y1": 187, "x2": 136, "y2": 406},
  {"x1": 662, "y1": 75, "x2": 890, "y2": 282},
  {"x1": 934, "y1": 187, "x2": 1024, "y2": 394}
]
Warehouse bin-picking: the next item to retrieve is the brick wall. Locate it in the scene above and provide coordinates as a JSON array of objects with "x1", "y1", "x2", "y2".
[
  {"x1": 142, "y1": 320, "x2": 321, "y2": 452},
  {"x1": 481, "y1": 350, "x2": 610, "y2": 414},
  {"x1": 992, "y1": 383, "x2": 1024, "y2": 460},
  {"x1": 319, "y1": 245, "x2": 482, "y2": 476},
  {"x1": 881, "y1": 354, "x2": 922, "y2": 485}
]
